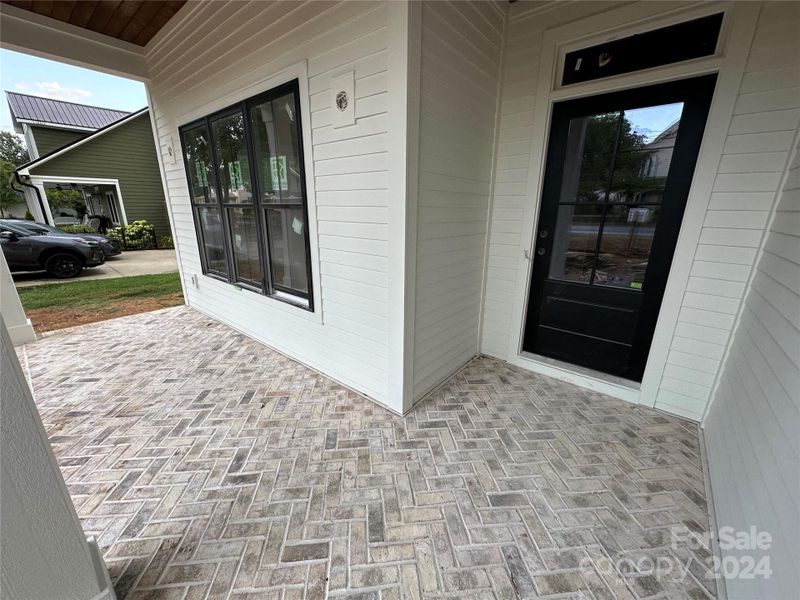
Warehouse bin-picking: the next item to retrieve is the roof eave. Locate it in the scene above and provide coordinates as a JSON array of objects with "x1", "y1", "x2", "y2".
[{"x1": 16, "y1": 119, "x2": 97, "y2": 132}]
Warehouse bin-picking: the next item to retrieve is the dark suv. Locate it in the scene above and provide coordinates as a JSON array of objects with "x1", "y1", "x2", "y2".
[
  {"x1": 1, "y1": 219, "x2": 122, "y2": 257},
  {"x1": 0, "y1": 221, "x2": 105, "y2": 278}
]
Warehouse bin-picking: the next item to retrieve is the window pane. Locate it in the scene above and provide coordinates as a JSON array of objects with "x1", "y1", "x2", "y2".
[
  {"x1": 211, "y1": 112, "x2": 252, "y2": 203},
  {"x1": 548, "y1": 204, "x2": 604, "y2": 283},
  {"x1": 182, "y1": 126, "x2": 217, "y2": 204},
  {"x1": 249, "y1": 93, "x2": 303, "y2": 203},
  {"x1": 560, "y1": 111, "x2": 620, "y2": 203},
  {"x1": 594, "y1": 204, "x2": 660, "y2": 290},
  {"x1": 266, "y1": 207, "x2": 308, "y2": 294},
  {"x1": 608, "y1": 103, "x2": 684, "y2": 203},
  {"x1": 228, "y1": 207, "x2": 261, "y2": 285},
  {"x1": 195, "y1": 206, "x2": 227, "y2": 274}
]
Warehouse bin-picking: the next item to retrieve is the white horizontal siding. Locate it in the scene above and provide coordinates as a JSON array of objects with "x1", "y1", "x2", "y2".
[
  {"x1": 412, "y1": 0, "x2": 505, "y2": 401},
  {"x1": 703, "y1": 131, "x2": 799, "y2": 600},
  {"x1": 654, "y1": 0, "x2": 800, "y2": 419},
  {"x1": 479, "y1": 1, "x2": 621, "y2": 360},
  {"x1": 145, "y1": 1, "x2": 397, "y2": 405}
]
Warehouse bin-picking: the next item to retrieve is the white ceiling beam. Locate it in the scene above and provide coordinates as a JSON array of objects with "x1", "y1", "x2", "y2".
[{"x1": 0, "y1": 3, "x2": 149, "y2": 81}]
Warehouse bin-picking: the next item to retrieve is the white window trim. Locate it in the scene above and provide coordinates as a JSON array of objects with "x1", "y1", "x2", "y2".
[
  {"x1": 29, "y1": 175, "x2": 128, "y2": 226},
  {"x1": 173, "y1": 60, "x2": 323, "y2": 324},
  {"x1": 503, "y1": 0, "x2": 760, "y2": 410},
  {"x1": 21, "y1": 124, "x2": 39, "y2": 160}
]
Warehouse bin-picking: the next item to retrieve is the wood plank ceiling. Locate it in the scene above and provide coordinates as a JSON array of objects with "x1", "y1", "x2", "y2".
[{"x1": 2, "y1": 1, "x2": 186, "y2": 46}]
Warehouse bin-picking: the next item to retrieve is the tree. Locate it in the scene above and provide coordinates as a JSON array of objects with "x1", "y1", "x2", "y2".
[
  {"x1": 0, "y1": 131, "x2": 30, "y2": 166},
  {"x1": 46, "y1": 187, "x2": 87, "y2": 219},
  {"x1": 0, "y1": 159, "x2": 21, "y2": 217},
  {"x1": 0, "y1": 131, "x2": 30, "y2": 217},
  {"x1": 575, "y1": 112, "x2": 652, "y2": 204}
]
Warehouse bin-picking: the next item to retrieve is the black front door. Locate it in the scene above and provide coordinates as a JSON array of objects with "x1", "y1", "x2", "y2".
[{"x1": 523, "y1": 75, "x2": 716, "y2": 381}]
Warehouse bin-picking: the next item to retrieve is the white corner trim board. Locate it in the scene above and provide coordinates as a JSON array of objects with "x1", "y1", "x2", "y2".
[{"x1": 0, "y1": 252, "x2": 36, "y2": 346}]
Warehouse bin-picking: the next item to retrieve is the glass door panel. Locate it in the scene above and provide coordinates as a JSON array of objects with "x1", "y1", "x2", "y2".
[
  {"x1": 595, "y1": 204, "x2": 660, "y2": 289},
  {"x1": 549, "y1": 101, "x2": 684, "y2": 292},
  {"x1": 548, "y1": 204, "x2": 603, "y2": 283},
  {"x1": 524, "y1": 75, "x2": 716, "y2": 381}
]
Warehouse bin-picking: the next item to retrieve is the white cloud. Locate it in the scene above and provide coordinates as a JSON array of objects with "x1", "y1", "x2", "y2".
[{"x1": 14, "y1": 81, "x2": 93, "y2": 103}]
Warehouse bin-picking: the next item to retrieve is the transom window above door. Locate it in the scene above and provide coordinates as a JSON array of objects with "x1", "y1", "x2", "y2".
[{"x1": 179, "y1": 79, "x2": 313, "y2": 310}]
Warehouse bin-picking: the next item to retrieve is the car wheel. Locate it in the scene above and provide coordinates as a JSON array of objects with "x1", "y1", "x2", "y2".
[{"x1": 45, "y1": 253, "x2": 84, "y2": 278}]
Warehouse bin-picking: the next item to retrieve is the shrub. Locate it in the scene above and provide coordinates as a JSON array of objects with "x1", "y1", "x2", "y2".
[
  {"x1": 158, "y1": 235, "x2": 174, "y2": 249},
  {"x1": 58, "y1": 224, "x2": 98, "y2": 234},
  {"x1": 24, "y1": 210, "x2": 34, "y2": 221},
  {"x1": 107, "y1": 220, "x2": 156, "y2": 250}
]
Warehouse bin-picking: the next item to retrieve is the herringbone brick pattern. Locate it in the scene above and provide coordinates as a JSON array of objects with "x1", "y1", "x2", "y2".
[{"x1": 20, "y1": 307, "x2": 717, "y2": 599}]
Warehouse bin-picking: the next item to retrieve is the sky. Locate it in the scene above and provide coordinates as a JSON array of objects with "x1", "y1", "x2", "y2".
[
  {"x1": 0, "y1": 49, "x2": 147, "y2": 135},
  {"x1": 626, "y1": 102, "x2": 684, "y2": 143}
]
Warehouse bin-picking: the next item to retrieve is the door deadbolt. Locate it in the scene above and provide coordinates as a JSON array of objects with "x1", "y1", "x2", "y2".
[
  {"x1": 537, "y1": 247, "x2": 546, "y2": 256},
  {"x1": 539, "y1": 230, "x2": 548, "y2": 238}
]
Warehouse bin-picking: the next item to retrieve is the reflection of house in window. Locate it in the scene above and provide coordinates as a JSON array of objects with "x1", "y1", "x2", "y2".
[{"x1": 642, "y1": 121, "x2": 679, "y2": 179}]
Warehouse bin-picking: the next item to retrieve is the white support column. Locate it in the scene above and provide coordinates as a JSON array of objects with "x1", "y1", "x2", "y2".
[
  {"x1": 21, "y1": 186, "x2": 44, "y2": 222},
  {"x1": 34, "y1": 182, "x2": 54, "y2": 224},
  {"x1": 0, "y1": 318, "x2": 116, "y2": 599},
  {"x1": 0, "y1": 251, "x2": 35, "y2": 345}
]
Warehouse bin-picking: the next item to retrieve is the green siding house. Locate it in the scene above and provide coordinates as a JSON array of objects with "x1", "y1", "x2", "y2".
[
  {"x1": 27, "y1": 125, "x2": 86, "y2": 156},
  {"x1": 7, "y1": 92, "x2": 169, "y2": 237}
]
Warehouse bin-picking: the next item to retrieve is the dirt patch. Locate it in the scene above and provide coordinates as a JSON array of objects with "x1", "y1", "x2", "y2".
[{"x1": 27, "y1": 292, "x2": 185, "y2": 333}]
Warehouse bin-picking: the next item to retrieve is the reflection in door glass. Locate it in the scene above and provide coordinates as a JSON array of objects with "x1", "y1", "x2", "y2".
[
  {"x1": 595, "y1": 204, "x2": 659, "y2": 289},
  {"x1": 549, "y1": 204, "x2": 603, "y2": 283},
  {"x1": 609, "y1": 103, "x2": 683, "y2": 203},
  {"x1": 548, "y1": 101, "x2": 683, "y2": 290},
  {"x1": 561, "y1": 111, "x2": 620, "y2": 203}
]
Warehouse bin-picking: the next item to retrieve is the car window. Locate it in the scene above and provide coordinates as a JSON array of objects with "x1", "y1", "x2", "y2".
[
  {"x1": 16, "y1": 222, "x2": 50, "y2": 233},
  {"x1": 0, "y1": 223, "x2": 32, "y2": 236}
]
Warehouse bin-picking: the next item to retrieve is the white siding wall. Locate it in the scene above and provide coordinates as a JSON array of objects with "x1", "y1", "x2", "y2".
[
  {"x1": 480, "y1": 1, "x2": 800, "y2": 421},
  {"x1": 480, "y1": 1, "x2": 617, "y2": 359},
  {"x1": 703, "y1": 133, "x2": 799, "y2": 600},
  {"x1": 412, "y1": 1, "x2": 505, "y2": 401},
  {"x1": 144, "y1": 1, "x2": 400, "y2": 406},
  {"x1": 655, "y1": 1, "x2": 800, "y2": 419}
]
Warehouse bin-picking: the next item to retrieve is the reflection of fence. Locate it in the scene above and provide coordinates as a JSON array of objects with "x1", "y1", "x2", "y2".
[{"x1": 106, "y1": 224, "x2": 157, "y2": 250}]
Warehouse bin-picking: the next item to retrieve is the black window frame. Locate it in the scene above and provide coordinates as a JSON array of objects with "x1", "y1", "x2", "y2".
[{"x1": 179, "y1": 79, "x2": 314, "y2": 311}]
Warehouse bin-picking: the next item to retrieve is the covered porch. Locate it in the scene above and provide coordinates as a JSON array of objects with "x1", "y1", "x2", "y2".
[
  {"x1": 39, "y1": 178, "x2": 126, "y2": 229},
  {"x1": 18, "y1": 306, "x2": 715, "y2": 599},
  {"x1": 0, "y1": 1, "x2": 796, "y2": 599}
]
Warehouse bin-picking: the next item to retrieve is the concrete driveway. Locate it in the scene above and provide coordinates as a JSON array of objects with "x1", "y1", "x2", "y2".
[{"x1": 13, "y1": 249, "x2": 178, "y2": 288}]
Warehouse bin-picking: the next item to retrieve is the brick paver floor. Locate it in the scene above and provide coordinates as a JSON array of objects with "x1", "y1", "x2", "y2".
[{"x1": 19, "y1": 306, "x2": 717, "y2": 599}]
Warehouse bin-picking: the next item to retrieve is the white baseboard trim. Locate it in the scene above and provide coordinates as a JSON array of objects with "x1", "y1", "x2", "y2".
[
  {"x1": 8, "y1": 319, "x2": 36, "y2": 346},
  {"x1": 87, "y1": 536, "x2": 117, "y2": 600}
]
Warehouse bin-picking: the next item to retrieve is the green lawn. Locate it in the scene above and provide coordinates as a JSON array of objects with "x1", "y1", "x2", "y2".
[
  {"x1": 19, "y1": 272, "x2": 183, "y2": 310},
  {"x1": 18, "y1": 273, "x2": 184, "y2": 332}
]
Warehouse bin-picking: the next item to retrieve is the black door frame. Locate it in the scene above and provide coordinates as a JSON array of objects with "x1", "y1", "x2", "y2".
[{"x1": 523, "y1": 74, "x2": 717, "y2": 380}]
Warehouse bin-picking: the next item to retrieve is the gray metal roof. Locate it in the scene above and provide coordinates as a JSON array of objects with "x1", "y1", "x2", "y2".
[{"x1": 6, "y1": 92, "x2": 131, "y2": 130}]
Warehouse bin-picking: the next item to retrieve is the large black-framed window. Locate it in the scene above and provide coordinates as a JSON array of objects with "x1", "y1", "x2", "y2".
[{"x1": 179, "y1": 79, "x2": 314, "y2": 310}]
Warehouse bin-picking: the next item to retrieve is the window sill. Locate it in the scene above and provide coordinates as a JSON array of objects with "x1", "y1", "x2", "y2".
[{"x1": 200, "y1": 273, "x2": 320, "y2": 322}]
